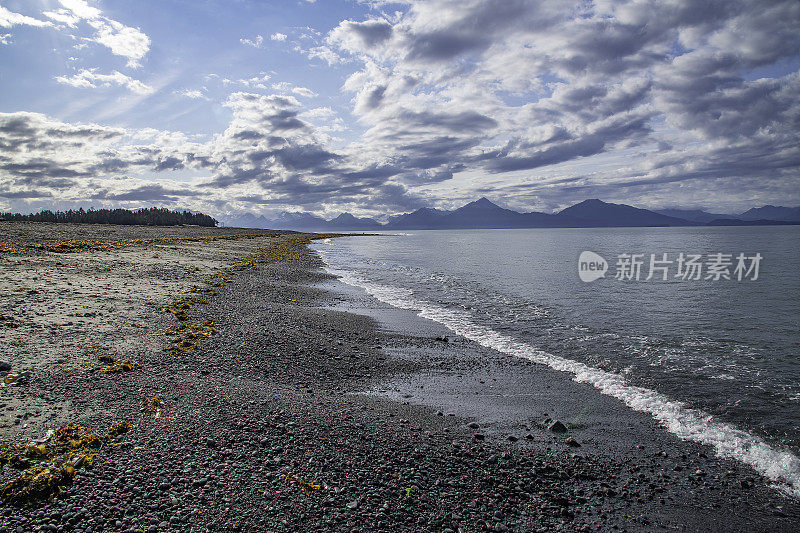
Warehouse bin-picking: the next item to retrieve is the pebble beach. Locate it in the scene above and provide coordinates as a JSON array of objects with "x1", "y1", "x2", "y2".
[{"x1": 0, "y1": 222, "x2": 797, "y2": 532}]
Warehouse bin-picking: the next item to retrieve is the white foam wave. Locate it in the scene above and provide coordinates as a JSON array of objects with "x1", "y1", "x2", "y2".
[{"x1": 313, "y1": 246, "x2": 800, "y2": 498}]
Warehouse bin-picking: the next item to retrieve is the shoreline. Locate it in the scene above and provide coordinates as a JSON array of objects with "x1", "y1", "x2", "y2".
[{"x1": 0, "y1": 222, "x2": 798, "y2": 531}]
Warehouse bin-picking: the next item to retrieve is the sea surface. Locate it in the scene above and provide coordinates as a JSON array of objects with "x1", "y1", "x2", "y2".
[{"x1": 311, "y1": 226, "x2": 800, "y2": 496}]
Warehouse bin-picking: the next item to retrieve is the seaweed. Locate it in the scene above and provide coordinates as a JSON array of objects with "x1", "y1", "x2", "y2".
[
  {"x1": 0, "y1": 423, "x2": 131, "y2": 503},
  {"x1": 97, "y1": 355, "x2": 138, "y2": 374},
  {"x1": 140, "y1": 396, "x2": 164, "y2": 418}
]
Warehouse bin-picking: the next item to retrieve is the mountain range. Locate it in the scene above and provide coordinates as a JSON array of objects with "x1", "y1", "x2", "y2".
[{"x1": 223, "y1": 199, "x2": 800, "y2": 231}]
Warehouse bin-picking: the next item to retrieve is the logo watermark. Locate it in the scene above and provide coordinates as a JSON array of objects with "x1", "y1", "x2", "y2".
[
  {"x1": 579, "y1": 251, "x2": 762, "y2": 282},
  {"x1": 578, "y1": 251, "x2": 608, "y2": 282}
]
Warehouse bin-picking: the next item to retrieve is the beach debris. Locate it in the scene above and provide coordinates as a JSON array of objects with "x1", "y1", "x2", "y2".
[
  {"x1": 141, "y1": 396, "x2": 164, "y2": 418},
  {"x1": 284, "y1": 475, "x2": 322, "y2": 496},
  {"x1": 565, "y1": 437, "x2": 581, "y2": 447},
  {"x1": 0, "y1": 244, "x2": 21, "y2": 254},
  {"x1": 108, "y1": 421, "x2": 133, "y2": 437},
  {"x1": 0, "y1": 422, "x2": 131, "y2": 503},
  {"x1": 549, "y1": 421, "x2": 568, "y2": 433},
  {"x1": 97, "y1": 355, "x2": 138, "y2": 374},
  {"x1": 2, "y1": 370, "x2": 30, "y2": 387},
  {"x1": 0, "y1": 315, "x2": 19, "y2": 329},
  {"x1": 155, "y1": 234, "x2": 338, "y2": 357},
  {"x1": 155, "y1": 296, "x2": 209, "y2": 322},
  {"x1": 163, "y1": 319, "x2": 217, "y2": 354}
]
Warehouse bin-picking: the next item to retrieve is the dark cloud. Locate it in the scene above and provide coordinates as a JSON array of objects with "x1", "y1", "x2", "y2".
[
  {"x1": 363, "y1": 85, "x2": 386, "y2": 110},
  {"x1": 397, "y1": 110, "x2": 497, "y2": 133},
  {"x1": 96, "y1": 184, "x2": 198, "y2": 201},
  {"x1": 153, "y1": 156, "x2": 185, "y2": 171},
  {"x1": 406, "y1": 31, "x2": 488, "y2": 61},
  {"x1": 397, "y1": 136, "x2": 481, "y2": 171},
  {"x1": 0, "y1": 189, "x2": 53, "y2": 199},
  {"x1": 342, "y1": 20, "x2": 393, "y2": 48}
]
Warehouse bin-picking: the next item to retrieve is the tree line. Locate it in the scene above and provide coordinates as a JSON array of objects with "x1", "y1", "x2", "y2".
[{"x1": 0, "y1": 207, "x2": 218, "y2": 227}]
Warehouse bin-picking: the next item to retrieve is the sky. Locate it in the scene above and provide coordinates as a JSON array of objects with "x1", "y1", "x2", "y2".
[{"x1": 0, "y1": 0, "x2": 799, "y2": 220}]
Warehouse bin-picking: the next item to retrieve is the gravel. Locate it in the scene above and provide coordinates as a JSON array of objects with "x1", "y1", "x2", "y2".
[{"x1": 0, "y1": 231, "x2": 798, "y2": 532}]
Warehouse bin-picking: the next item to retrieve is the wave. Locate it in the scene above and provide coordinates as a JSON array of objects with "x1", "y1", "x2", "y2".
[{"x1": 313, "y1": 244, "x2": 800, "y2": 498}]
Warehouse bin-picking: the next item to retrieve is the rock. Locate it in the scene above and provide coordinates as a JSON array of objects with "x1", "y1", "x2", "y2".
[
  {"x1": 346, "y1": 500, "x2": 359, "y2": 509},
  {"x1": 565, "y1": 437, "x2": 581, "y2": 447},
  {"x1": 468, "y1": 422, "x2": 480, "y2": 429},
  {"x1": 0, "y1": 361, "x2": 11, "y2": 372},
  {"x1": 549, "y1": 421, "x2": 568, "y2": 433},
  {"x1": 507, "y1": 435, "x2": 518, "y2": 442}
]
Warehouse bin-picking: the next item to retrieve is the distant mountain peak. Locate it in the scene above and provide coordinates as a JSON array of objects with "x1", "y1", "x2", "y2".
[
  {"x1": 463, "y1": 197, "x2": 501, "y2": 209},
  {"x1": 575, "y1": 198, "x2": 606, "y2": 206}
]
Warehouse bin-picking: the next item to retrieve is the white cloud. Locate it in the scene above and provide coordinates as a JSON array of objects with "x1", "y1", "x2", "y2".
[
  {"x1": 55, "y1": 68, "x2": 154, "y2": 94},
  {"x1": 9, "y1": 1, "x2": 149, "y2": 67},
  {"x1": 240, "y1": 34, "x2": 263, "y2": 48},
  {"x1": 302, "y1": 45, "x2": 346, "y2": 65},
  {"x1": 238, "y1": 73, "x2": 272, "y2": 89},
  {"x1": 54, "y1": 0, "x2": 150, "y2": 68},
  {"x1": 0, "y1": 6, "x2": 53, "y2": 28},
  {"x1": 271, "y1": 81, "x2": 292, "y2": 91},
  {"x1": 270, "y1": 32, "x2": 287, "y2": 41},
  {"x1": 292, "y1": 86, "x2": 318, "y2": 98},
  {"x1": 42, "y1": 8, "x2": 81, "y2": 27},
  {"x1": 58, "y1": 0, "x2": 101, "y2": 19},
  {"x1": 267, "y1": 82, "x2": 318, "y2": 98},
  {"x1": 175, "y1": 89, "x2": 208, "y2": 100},
  {"x1": 0, "y1": 33, "x2": 11, "y2": 45},
  {"x1": 88, "y1": 18, "x2": 150, "y2": 67}
]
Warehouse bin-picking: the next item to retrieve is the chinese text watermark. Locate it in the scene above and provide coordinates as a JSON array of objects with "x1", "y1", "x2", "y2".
[{"x1": 579, "y1": 251, "x2": 762, "y2": 282}]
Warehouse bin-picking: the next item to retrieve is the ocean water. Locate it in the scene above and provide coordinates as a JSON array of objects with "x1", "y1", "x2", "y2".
[{"x1": 311, "y1": 226, "x2": 800, "y2": 496}]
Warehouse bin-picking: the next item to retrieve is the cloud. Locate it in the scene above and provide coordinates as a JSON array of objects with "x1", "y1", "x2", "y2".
[
  {"x1": 55, "y1": 69, "x2": 154, "y2": 94},
  {"x1": 292, "y1": 86, "x2": 318, "y2": 98},
  {"x1": 328, "y1": 19, "x2": 393, "y2": 53},
  {"x1": 303, "y1": 45, "x2": 346, "y2": 65},
  {"x1": 88, "y1": 18, "x2": 150, "y2": 67},
  {"x1": 51, "y1": 0, "x2": 150, "y2": 67},
  {"x1": 42, "y1": 9, "x2": 81, "y2": 27},
  {"x1": 313, "y1": 0, "x2": 800, "y2": 211},
  {"x1": 0, "y1": 6, "x2": 53, "y2": 28},
  {"x1": 0, "y1": 188, "x2": 54, "y2": 199},
  {"x1": 58, "y1": 0, "x2": 101, "y2": 19},
  {"x1": 175, "y1": 89, "x2": 208, "y2": 100},
  {"x1": 3, "y1": 0, "x2": 800, "y2": 216},
  {"x1": 238, "y1": 73, "x2": 271, "y2": 89},
  {"x1": 5, "y1": 1, "x2": 150, "y2": 68},
  {"x1": 95, "y1": 184, "x2": 197, "y2": 201},
  {"x1": 240, "y1": 34, "x2": 264, "y2": 48}
]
